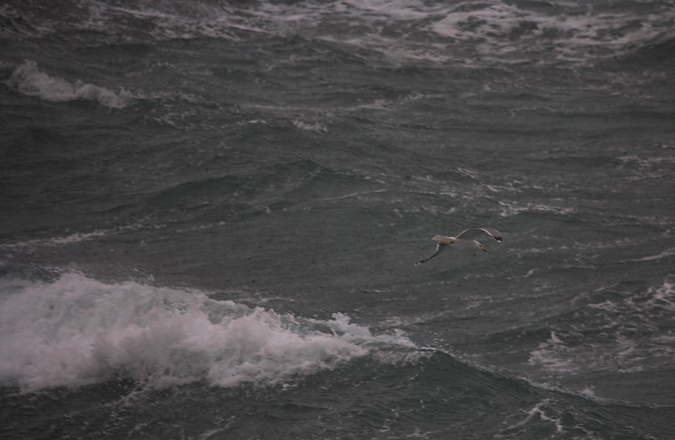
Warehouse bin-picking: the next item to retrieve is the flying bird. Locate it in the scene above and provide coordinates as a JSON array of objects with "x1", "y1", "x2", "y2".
[{"x1": 415, "y1": 228, "x2": 502, "y2": 266}]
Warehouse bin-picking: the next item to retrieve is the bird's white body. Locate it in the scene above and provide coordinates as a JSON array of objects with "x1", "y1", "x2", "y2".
[
  {"x1": 433, "y1": 235, "x2": 484, "y2": 251},
  {"x1": 415, "y1": 228, "x2": 502, "y2": 266}
]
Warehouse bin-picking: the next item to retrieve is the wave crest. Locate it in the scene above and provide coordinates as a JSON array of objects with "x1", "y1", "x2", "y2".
[
  {"x1": 0, "y1": 273, "x2": 414, "y2": 392},
  {"x1": 6, "y1": 61, "x2": 133, "y2": 109}
]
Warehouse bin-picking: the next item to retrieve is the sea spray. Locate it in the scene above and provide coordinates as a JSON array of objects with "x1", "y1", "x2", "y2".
[{"x1": 0, "y1": 273, "x2": 419, "y2": 392}]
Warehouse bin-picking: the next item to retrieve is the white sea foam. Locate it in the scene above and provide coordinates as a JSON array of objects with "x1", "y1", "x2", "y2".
[
  {"x1": 528, "y1": 331, "x2": 573, "y2": 373},
  {"x1": 6, "y1": 61, "x2": 133, "y2": 109},
  {"x1": 616, "y1": 154, "x2": 675, "y2": 182},
  {"x1": 0, "y1": 224, "x2": 147, "y2": 251},
  {"x1": 7, "y1": 1, "x2": 671, "y2": 69},
  {"x1": 0, "y1": 230, "x2": 108, "y2": 251},
  {"x1": 503, "y1": 400, "x2": 565, "y2": 435},
  {"x1": 497, "y1": 200, "x2": 576, "y2": 218},
  {"x1": 642, "y1": 280, "x2": 675, "y2": 313},
  {"x1": 251, "y1": 0, "x2": 673, "y2": 67},
  {"x1": 529, "y1": 278, "x2": 675, "y2": 377},
  {"x1": 635, "y1": 247, "x2": 675, "y2": 262},
  {"x1": 292, "y1": 120, "x2": 328, "y2": 133},
  {"x1": 0, "y1": 273, "x2": 415, "y2": 392}
]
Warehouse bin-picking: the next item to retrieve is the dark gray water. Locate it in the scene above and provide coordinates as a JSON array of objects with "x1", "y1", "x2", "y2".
[{"x1": 2, "y1": 0, "x2": 675, "y2": 438}]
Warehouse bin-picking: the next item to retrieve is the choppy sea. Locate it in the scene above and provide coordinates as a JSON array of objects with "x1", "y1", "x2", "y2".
[{"x1": 2, "y1": 0, "x2": 675, "y2": 438}]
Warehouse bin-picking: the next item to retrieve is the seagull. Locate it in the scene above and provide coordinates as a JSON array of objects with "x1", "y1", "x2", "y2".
[{"x1": 415, "y1": 228, "x2": 502, "y2": 266}]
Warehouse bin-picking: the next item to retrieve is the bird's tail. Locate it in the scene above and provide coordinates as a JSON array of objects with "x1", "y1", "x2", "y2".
[{"x1": 414, "y1": 256, "x2": 431, "y2": 266}]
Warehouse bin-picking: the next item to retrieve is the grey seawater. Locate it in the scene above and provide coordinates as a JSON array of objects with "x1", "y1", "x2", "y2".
[{"x1": 1, "y1": 0, "x2": 675, "y2": 439}]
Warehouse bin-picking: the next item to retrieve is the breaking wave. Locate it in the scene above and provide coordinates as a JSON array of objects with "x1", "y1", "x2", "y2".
[
  {"x1": 5, "y1": 60, "x2": 133, "y2": 109},
  {"x1": 0, "y1": 272, "x2": 417, "y2": 392}
]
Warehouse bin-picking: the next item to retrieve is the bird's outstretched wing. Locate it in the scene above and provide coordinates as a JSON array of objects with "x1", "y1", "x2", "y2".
[
  {"x1": 456, "y1": 228, "x2": 502, "y2": 242},
  {"x1": 415, "y1": 243, "x2": 445, "y2": 266}
]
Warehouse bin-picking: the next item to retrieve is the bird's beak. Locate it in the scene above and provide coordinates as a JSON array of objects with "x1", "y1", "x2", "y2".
[{"x1": 482, "y1": 248, "x2": 487, "y2": 252}]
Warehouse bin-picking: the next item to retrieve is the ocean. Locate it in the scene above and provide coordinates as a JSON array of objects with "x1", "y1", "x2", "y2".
[{"x1": 1, "y1": 0, "x2": 675, "y2": 438}]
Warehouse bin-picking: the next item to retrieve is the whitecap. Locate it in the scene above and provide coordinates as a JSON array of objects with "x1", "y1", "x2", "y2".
[
  {"x1": 5, "y1": 61, "x2": 133, "y2": 109},
  {"x1": 0, "y1": 273, "x2": 415, "y2": 393},
  {"x1": 292, "y1": 120, "x2": 328, "y2": 133},
  {"x1": 527, "y1": 331, "x2": 573, "y2": 373}
]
